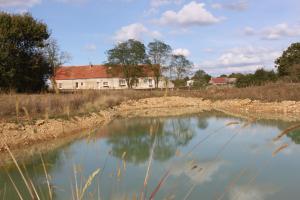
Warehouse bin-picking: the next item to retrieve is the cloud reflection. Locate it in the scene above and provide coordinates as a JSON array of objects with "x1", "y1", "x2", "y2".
[{"x1": 169, "y1": 159, "x2": 227, "y2": 184}]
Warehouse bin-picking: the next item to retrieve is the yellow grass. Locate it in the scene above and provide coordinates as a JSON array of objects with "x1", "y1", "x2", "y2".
[{"x1": 1, "y1": 82, "x2": 300, "y2": 122}]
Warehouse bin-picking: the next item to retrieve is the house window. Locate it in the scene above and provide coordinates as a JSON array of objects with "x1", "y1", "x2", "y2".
[
  {"x1": 59, "y1": 83, "x2": 63, "y2": 89},
  {"x1": 103, "y1": 82, "x2": 109, "y2": 87},
  {"x1": 81, "y1": 82, "x2": 84, "y2": 86},
  {"x1": 135, "y1": 79, "x2": 139, "y2": 87},
  {"x1": 75, "y1": 82, "x2": 79, "y2": 89},
  {"x1": 119, "y1": 79, "x2": 126, "y2": 86},
  {"x1": 144, "y1": 78, "x2": 148, "y2": 84},
  {"x1": 148, "y1": 79, "x2": 153, "y2": 87}
]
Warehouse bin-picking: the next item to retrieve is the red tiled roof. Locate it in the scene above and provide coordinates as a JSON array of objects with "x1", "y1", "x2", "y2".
[
  {"x1": 54, "y1": 65, "x2": 157, "y2": 80},
  {"x1": 210, "y1": 77, "x2": 228, "y2": 84}
]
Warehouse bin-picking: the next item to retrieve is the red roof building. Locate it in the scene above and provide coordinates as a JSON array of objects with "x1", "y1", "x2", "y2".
[
  {"x1": 209, "y1": 77, "x2": 237, "y2": 85},
  {"x1": 52, "y1": 64, "x2": 174, "y2": 90},
  {"x1": 54, "y1": 65, "x2": 156, "y2": 80}
]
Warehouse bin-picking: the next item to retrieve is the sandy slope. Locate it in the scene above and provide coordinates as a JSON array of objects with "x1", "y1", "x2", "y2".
[{"x1": 1, "y1": 97, "x2": 300, "y2": 152}]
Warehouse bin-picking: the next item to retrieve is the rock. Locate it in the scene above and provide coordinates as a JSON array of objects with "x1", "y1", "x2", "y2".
[{"x1": 36, "y1": 120, "x2": 45, "y2": 126}]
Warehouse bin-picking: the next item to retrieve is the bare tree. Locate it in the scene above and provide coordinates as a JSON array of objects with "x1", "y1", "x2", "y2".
[
  {"x1": 170, "y1": 55, "x2": 193, "y2": 80},
  {"x1": 44, "y1": 38, "x2": 71, "y2": 93},
  {"x1": 147, "y1": 40, "x2": 172, "y2": 88}
]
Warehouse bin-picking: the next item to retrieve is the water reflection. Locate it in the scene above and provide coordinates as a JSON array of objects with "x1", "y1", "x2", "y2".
[
  {"x1": 287, "y1": 130, "x2": 300, "y2": 144},
  {"x1": 0, "y1": 148, "x2": 65, "y2": 200},
  {"x1": 170, "y1": 159, "x2": 227, "y2": 184},
  {"x1": 229, "y1": 184, "x2": 277, "y2": 200},
  {"x1": 106, "y1": 117, "x2": 197, "y2": 163},
  {"x1": 0, "y1": 112, "x2": 300, "y2": 200}
]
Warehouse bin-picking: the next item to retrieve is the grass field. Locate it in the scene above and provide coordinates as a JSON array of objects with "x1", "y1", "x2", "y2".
[{"x1": 1, "y1": 82, "x2": 300, "y2": 122}]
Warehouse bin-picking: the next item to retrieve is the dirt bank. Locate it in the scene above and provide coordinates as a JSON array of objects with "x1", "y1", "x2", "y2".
[{"x1": 1, "y1": 97, "x2": 300, "y2": 152}]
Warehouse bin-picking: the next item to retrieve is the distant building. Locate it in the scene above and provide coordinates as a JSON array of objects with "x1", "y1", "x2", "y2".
[
  {"x1": 186, "y1": 80, "x2": 195, "y2": 87},
  {"x1": 54, "y1": 64, "x2": 174, "y2": 90},
  {"x1": 209, "y1": 77, "x2": 237, "y2": 86}
]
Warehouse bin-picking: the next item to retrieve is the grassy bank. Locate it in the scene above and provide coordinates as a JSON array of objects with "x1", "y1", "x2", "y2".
[{"x1": 1, "y1": 83, "x2": 300, "y2": 122}]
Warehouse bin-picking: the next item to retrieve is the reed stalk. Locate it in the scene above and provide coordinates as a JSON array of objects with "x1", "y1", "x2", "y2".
[
  {"x1": 273, "y1": 123, "x2": 300, "y2": 141},
  {"x1": 79, "y1": 168, "x2": 100, "y2": 200},
  {"x1": 22, "y1": 107, "x2": 30, "y2": 122},
  {"x1": 41, "y1": 155, "x2": 53, "y2": 200},
  {"x1": 15, "y1": 96, "x2": 19, "y2": 122},
  {"x1": 7, "y1": 173, "x2": 24, "y2": 200},
  {"x1": 5, "y1": 145, "x2": 36, "y2": 199}
]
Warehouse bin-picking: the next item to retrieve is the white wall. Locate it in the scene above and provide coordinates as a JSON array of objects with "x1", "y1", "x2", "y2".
[{"x1": 56, "y1": 77, "x2": 174, "y2": 90}]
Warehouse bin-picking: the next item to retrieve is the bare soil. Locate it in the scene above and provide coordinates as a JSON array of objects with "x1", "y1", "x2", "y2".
[{"x1": 1, "y1": 97, "x2": 300, "y2": 153}]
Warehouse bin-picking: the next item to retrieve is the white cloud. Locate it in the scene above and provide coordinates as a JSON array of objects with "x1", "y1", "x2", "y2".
[
  {"x1": 150, "y1": 0, "x2": 183, "y2": 7},
  {"x1": 203, "y1": 48, "x2": 214, "y2": 53},
  {"x1": 243, "y1": 23, "x2": 300, "y2": 40},
  {"x1": 170, "y1": 159, "x2": 227, "y2": 184},
  {"x1": 113, "y1": 23, "x2": 161, "y2": 42},
  {"x1": 0, "y1": 0, "x2": 89, "y2": 8},
  {"x1": 0, "y1": 0, "x2": 41, "y2": 8},
  {"x1": 145, "y1": 0, "x2": 184, "y2": 16},
  {"x1": 172, "y1": 48, "x2": 191, "y2": 56},
  {"x1": 229, "y1": 184, "x2": 277, "y2": 200},
  {"x1": 54, "y1": 0, "x2": 88, "y2": 4},
  {"x1": 243, "y1": 26, "x2": 255, "y2": 36},
  {"x1": 156, "y1": 1, "x2": 221, "y2": 27},
  {"x1": 211, "y1": 3, "x2": 222, "y2": 9},
  {"x1": 262, "y1": 23, "x2": 300, "y2": 40},
  {"x1": 84, "y1": 44, "x2": 97, "y2": 51},
  {"x1": 199, "y1": 46, "x2": 281, "y2": 75},
  {"x1": 212, "y1": 0, "x2": 248, "y2": 11}
]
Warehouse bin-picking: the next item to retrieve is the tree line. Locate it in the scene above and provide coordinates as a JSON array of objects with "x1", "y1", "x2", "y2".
[
  {"x1": 106, "y1": 39, "x2": 193, "y2": 88},
  {"x1": 217, "y1": 43, "x2": 300, "y2": 88},
  {"x1": 191, "y1": 42, "x2": 300, "y2": 88},
  {"x1": 0, "y1": 12, "x2": 193, "y2": 92},
  {"x1": 1, "y1": 12, "x2": 299, "y2": 92},
  {"x1": 0, "y1": 12, "x2": 69, "y2": 92}
]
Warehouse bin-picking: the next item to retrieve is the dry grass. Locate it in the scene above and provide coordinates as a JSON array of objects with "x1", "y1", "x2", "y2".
[
  {"x1": 188, "y1": 82, "x2": 300, "y2": 101},
  {"x1": 0, "y1": 90, "x2": 164, "y2": 122},
  {"x1": 273, "y1": 123, "x2": 300, "y2": 141},
  {"x1": 1, "y1": 82, "x2": 300, "y2": 122}
]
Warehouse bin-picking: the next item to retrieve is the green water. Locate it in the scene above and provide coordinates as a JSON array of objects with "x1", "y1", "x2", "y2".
[{"x1": 1, "y1": 112, "x2": 300, "y2": 200}]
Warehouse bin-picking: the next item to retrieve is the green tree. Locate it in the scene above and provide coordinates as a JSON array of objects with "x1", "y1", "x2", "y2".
[
  {"x1": 235, "y1": 74, "x2": 253, "y2": 88},
  {"x1": 253, "y1": 68, "x2": 277, "y2": 85},
  {"x1": 0, "y1": 12, "x2": 51, "y2": 92},
  {"x1": 287, "y1": 130, "x2": 300, "y2": 144},
  {"x1": 106, "y1": 39, "x2": 148, "y2": 88},
  {"x1": 43, "y1": 38, "x2": 71, "y2": 93},
  {"x1": 192, "y1": 69, "x2": 211, "y2": 87},
  {"x1": 275, "y1": 43, "x2": 300, "y2": 78},
  {"x1": 236, "y1": 68, "x2": 277, "y2": 88},
  {"x1": 228, "y1": 73, "x2": 244, "y2": 79},
  {"x1": 170, "y1": 55, "x2": 193, "y2": 80},
  {"x1": 289, "y1": 64, "x2": 300, "y2": 81},
  {"x1": 147, "y1": 40, "x2": 172, "y2": 88}
]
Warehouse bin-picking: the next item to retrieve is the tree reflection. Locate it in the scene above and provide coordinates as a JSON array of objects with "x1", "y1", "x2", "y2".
[
  {"x1": 0, "y1": 148, "x2": 64, "y2": 200},
  {"x1": 106, "y1": 117, "x2": 197, "y2": 164},
  {"x1": 252, "y1": 119, "x2": 300, "y2": 145},
  {"x1": 287, "y1": 130, "x2": 300, "y2": 144}
]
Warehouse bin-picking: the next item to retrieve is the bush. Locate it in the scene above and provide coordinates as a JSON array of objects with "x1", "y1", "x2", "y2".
[{"x1": 236, "y1": 68, "x2": 277, "y2": 88}]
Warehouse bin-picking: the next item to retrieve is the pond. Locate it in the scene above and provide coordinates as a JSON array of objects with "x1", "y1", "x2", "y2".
[{"x1": 1, "y1": 112, "x2": 300, "y2": 200}]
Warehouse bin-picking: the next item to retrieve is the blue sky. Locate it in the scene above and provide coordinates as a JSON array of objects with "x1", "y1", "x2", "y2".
[{"x1": 1, "y1": 0, "x2": 300, "y2": 75}]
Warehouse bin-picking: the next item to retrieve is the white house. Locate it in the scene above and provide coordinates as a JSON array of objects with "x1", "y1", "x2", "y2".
[
  {"x1": 54, "y1": 64, "x2": 174, "y2": 90},
  {"x1": 186, "y1": 80, "x2": 194, "y2": 87}
]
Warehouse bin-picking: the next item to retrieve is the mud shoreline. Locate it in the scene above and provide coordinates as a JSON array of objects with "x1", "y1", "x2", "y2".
[{"x1": 1, "y1": 97, "x2": 300, "y2": 154}]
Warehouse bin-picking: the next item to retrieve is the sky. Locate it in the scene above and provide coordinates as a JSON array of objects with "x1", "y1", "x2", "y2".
[{"x1": 1, "y1": 0, "x2": 300, "y2": 76}]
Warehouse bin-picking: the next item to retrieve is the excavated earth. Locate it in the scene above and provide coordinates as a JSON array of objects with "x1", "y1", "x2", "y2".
[{"x1": 1, "y1": 97, "x2": 300, "y2": 156}]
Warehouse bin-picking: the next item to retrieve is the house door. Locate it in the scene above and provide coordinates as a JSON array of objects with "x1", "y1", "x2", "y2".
[{"x1": 148, "y1": 79, "x2": 153, "y2": 88}]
